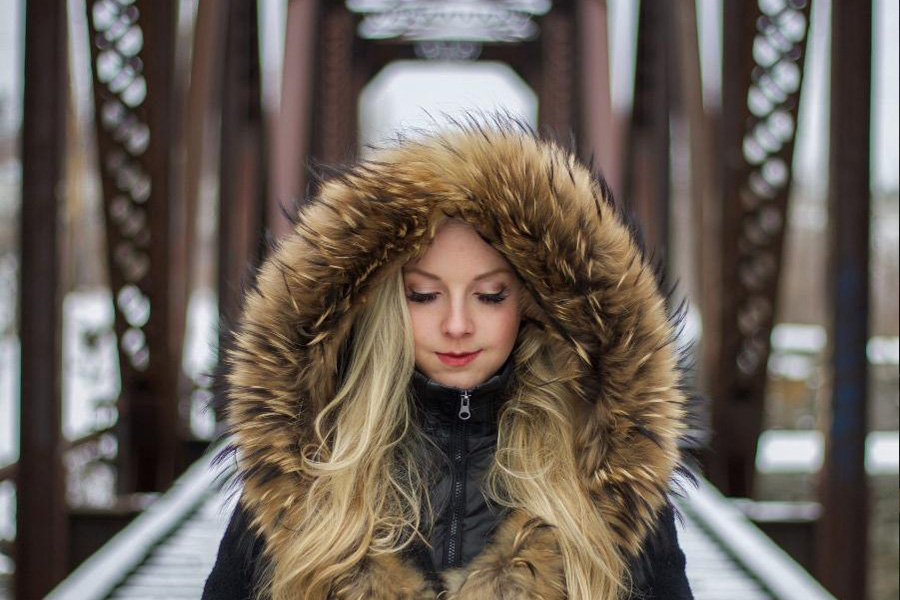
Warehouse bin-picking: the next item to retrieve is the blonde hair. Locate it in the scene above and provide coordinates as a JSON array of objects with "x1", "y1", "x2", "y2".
[
  {"x1": 262, "y1": 262, "x2": 630, "y2": 599},
  {"x1": 486, "y1": 289, "x2": 630, "y2": 599}
]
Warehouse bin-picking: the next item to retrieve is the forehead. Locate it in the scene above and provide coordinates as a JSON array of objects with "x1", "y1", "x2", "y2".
[{"x1": 404, "y1": 220, "x2": 513, "y2": 277}]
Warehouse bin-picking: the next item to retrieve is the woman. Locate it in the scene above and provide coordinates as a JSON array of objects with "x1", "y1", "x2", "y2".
[{"x1": 203, "y1": 119, "x2": 695, "y2": 599}]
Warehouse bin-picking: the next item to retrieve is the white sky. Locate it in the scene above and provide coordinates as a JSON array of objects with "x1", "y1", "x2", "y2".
[{"x1": 1, "y1": 0, "x2": 898, "y2": 192}]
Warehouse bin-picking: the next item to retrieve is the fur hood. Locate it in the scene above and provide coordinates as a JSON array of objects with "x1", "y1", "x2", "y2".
[{"x1": 218, "y1": 119, "x2": 693, "y2": 599}]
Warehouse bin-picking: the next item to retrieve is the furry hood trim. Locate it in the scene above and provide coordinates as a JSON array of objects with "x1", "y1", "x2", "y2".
[{"x1": 217, "y1": 119, "x2": 693, "y2": 598}]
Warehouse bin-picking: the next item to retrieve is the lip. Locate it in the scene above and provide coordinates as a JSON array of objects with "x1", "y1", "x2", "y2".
[{"x1": 436, "y1": 350, "x2": 481, "y2": 367}]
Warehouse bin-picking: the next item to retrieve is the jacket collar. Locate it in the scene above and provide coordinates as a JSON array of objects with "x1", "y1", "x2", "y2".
[{"x1": 410, "y1": 355, "x2": 515, "y2": 433}]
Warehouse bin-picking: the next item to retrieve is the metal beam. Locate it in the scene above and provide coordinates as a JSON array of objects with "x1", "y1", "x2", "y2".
[
  {"x1": 817, "y1": 0, "x2": 872, "y2": 596},
  {"x1": 269, "y1": 0, "x2": 319, "y2": 240},
  {"x1": 709, "y1": 0, "x2": 811, "y2": 497},
  {"x1": 672, "y1": 0, "x2": 718, "y2": 439},
  {"x1": 16, "y1": 1, "x2": 69, "y2": 597},
  {"x1": 576, "y1": 0, "x2": 620, "y2": 199},
  {"x1": 537, "y1": 5, "x2": 575, "y2": 142},
  {"x1": 86, "y1": 0, "x2": 182, "y2": 492},
  {"x1": 624, "y1": 0, "x2": 673, "y2": 258},
  {"x1": 315, "y1": 4, "x2": 359, "y2": 163},
  {"x1": 711, "y1": 0, "x2": 759, "y2": 498},
  {"x1": 181, "y1": 0, "x2": 226, "y2": 294},
  {"x1": 219, "y1": 0, "x2": 266, "y2": 332}
]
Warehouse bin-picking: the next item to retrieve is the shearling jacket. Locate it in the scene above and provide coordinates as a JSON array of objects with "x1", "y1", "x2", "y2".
[{"x1": 207, "y1": 121, "x2": 696, "y2": 599}]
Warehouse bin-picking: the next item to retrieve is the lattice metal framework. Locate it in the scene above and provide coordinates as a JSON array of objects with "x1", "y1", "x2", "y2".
[
  {"x1": 711, "y1": 0, "x2": 812, "y2": 496},
  {"x1": 86, "y1": 0, "x2": 183, "y2": 493}
]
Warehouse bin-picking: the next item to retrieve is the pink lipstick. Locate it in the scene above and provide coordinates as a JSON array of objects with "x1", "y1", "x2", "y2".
[{"x1": 436, "y1": 350, "x2": 481, "y2": 367}]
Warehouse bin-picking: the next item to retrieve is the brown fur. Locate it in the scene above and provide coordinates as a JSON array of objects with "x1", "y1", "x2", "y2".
[{"x1": 222, "y1": 122, "x2": 689, "y2": 598}]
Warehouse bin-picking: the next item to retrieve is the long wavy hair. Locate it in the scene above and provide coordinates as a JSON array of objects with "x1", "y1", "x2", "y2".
[{"x1": 260, "y1": 253, "x2": 630, "y2": 599}]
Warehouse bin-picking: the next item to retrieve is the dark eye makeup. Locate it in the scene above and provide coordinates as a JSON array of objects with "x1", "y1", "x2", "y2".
[{"x1": 405, "y1": 290, "x2": 509, "y2": 305}]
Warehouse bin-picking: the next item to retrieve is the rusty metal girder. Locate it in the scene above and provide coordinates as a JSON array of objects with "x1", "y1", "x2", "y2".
[
  {"x1": 315, "y1": 4, "x2": 360, "y2": 164},
  {"x1": 710, "y1": 0, "x2": 812, "y2": 497},
  {"x1": 537, "y1": 5, "x2": 575, "y2": 143},
  {"x1": 86, "y1": 0, "x2": 184, "y2": 493},
  {"x1": 575, "y1": 0, "x2": 619, "y2": 199},
  {"x1": 671, "y1": 0, "x2": 720, "y2": 434},
  {"x1": 219, "y1": 0, "x2": 267, "y2": 332},
  {"x1": 17, "y1": 2, "x2": 70, "y2": 597},
  {"x1": 818, "y1": 0, "x2": 872, "y2": 596},
  {"x1": 270, "y1": 0, "x2": 320, "y2": 240},
  {"x1": 625, "y1": 0, "x2": 674, "y2": 259}
]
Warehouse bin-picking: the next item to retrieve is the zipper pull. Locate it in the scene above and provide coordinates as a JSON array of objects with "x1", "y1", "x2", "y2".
[{"x1": 458, "y1": 390, "x2": 471, "y2": 420}]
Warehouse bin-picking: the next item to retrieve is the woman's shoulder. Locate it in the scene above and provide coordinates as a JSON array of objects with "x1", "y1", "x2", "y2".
[
  {"x1": 627, "y1": 500, "x2": 694, "y2": 599},
  {"x1": 202, "y1": 500, "x2": 268, "y2": 600}
]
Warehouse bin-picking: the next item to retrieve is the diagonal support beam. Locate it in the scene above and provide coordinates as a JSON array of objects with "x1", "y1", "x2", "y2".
[
  {"x1": 86, "y1": 0, "x2": 184, "y2": 492},
  {"x1": 709, "y1": 0, "x2": 812, "y2": 497}
]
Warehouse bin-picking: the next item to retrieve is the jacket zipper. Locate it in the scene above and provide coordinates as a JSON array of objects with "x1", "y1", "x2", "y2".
[{"x1": 444, "y1": 389, "x2": 471, "y2": 568}]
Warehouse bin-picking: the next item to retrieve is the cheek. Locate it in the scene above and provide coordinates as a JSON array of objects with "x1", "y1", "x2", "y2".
[
  {"x1": 407, "y1": 306, "x2": 435, "y2": 345},
  {"x1": 485, "y1": 305, "x2": 521, "y2": 346}
]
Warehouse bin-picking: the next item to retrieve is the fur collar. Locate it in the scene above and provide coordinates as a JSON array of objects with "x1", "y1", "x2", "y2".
[{"x1": 218, "y1": 120, "x2": 691, "y2": 598}]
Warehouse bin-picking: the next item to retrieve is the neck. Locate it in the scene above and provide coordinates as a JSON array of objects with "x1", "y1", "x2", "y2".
[{"x1": 410, "y1": 356, "x2": 516, "y2": 432}]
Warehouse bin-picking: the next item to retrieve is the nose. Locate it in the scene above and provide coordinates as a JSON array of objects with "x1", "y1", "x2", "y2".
[{"x1": 441, "y1": 296, "x2": 474, "y2": 337}]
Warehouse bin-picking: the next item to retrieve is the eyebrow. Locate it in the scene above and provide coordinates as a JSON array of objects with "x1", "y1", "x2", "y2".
[{"x1": 404, "y1": 267, "x2": 513, "y2": 281}]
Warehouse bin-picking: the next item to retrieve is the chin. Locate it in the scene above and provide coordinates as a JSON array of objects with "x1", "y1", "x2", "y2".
[
  {"x1": 438, "y1": 367, "x2": 493, "y2": 389},
  {"x1": 418, "y1": 350, "x2": 503, "y2": 389}
]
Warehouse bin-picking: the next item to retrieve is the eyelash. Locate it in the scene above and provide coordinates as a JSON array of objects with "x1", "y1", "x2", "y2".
[{"x1": 406, "y1": 290, "x2": 509, "y2": 305}]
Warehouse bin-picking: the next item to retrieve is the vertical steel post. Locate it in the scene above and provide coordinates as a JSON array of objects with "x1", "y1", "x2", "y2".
[
  {"x1": 182, "y1": 0, "x2": 226, "y2": 291},
  {"x1": 713, "y1": 2, "x2": 758, "y2": 497},
  {"x1": 576, "y1": 0, "x2": 620, "y2": 198},
  {"x1": 625, "y1": 0, "x2": 672, "y2": 259},
  {"x1": 315, "y1": 3, "x2": 358, "y2": 163},
  {"x1": 672, "y1": 0, "x2": 719, "y2": 393},
  {"x1": 537, "y1": 4, "x2": 575, "y2": 142},
  {"x1": 219, "y1": 0, "x2": 266, "y2": 333},
  {"x1": 818, "y1": 0, "x2": 872, "y2": 596},
  {"x1": 270, "y1": 0, "x2": 319, "y2": 239},
  {"x1": 16, "y1": 1, "x2": 69, "y2": 597}
]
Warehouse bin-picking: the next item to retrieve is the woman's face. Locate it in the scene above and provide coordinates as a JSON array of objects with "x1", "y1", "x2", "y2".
[{"x1": 403, "y1": 219, "x2": 522, "y2": 390}]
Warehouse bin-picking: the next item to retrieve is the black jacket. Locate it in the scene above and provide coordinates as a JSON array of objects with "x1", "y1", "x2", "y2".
[{"x1": 204, "y1": 358, "x2": 692, "y2": 599}]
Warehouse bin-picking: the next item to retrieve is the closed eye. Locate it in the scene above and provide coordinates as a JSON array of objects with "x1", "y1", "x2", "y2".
[
  {"x1": 478, "y1": 292, "x2": 508, "y2": 304},
  {"x1": 405, "y1": 291, "x2": 509, "y2": 305},
  {"x1": 406, "y1": 291, "x2": 437, "y2": 304}
]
